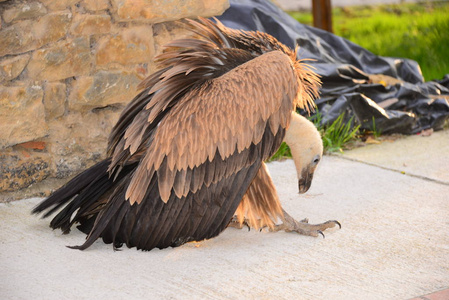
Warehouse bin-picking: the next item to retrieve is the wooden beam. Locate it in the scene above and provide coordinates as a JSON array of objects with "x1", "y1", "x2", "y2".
[{"x1": 312, "y1": 0, "x2": 333, "y2": 33}]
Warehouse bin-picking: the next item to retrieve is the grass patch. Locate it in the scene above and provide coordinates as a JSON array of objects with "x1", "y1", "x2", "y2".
[
  {"x1": 310, "y1": 111, "x2": 360, "y2": 153},
  {"x1": 371, "y1": 116, "x2": 382, "y2": 139},
  {"x1": 288, "y1": 11, "x2": 313, "y2": 25},
  {"x1": 289, "y1": 2, "x2": 449, "y2": 81}
]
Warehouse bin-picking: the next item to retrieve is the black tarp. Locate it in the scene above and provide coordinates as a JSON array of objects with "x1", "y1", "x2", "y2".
[{"x1": 217, "y1": 0, "x2": 449, "y2": 134}]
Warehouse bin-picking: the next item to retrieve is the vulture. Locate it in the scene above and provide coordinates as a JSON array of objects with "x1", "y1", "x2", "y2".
[{"x1": 32, "y1": 17, "x2": 340, "y2": 251}]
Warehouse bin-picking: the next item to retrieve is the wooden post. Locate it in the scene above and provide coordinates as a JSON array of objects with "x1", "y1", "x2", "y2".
[{"x1": 312, "y1": 0, "x2": 333, "y2": 33}]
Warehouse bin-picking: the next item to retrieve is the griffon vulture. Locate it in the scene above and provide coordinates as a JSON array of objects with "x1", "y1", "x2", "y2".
[{"x1": 32, "y1": 17, "x2": 340, "y2": 251}]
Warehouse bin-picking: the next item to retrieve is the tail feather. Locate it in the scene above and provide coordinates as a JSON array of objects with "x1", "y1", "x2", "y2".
[
  {"x1": 49, "y1": 172, "x2": 112, "y2": 233},
  {"x1": 33, "y1": 159, "x2": 114, "y2": 234},
  {"x1": 32, "y1": 157, "x2": 138, "y2": 241},
  {"x1": 69, "y1": 179, "x2": 128, "y2": 250},
  {"x1": 32, "y1": 159, "x2": 111, "y2": 218}
]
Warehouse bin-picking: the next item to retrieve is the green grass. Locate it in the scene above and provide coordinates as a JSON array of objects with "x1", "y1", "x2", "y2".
[
  {"x1": 288, "y1": 11, "x2": 314, "y2": 26},
  {"x1": 289, "y1": 2, "x2": 449, "y2": 81},
  {"x1": 310, "y1": 110, "x2": 360, "y2": 153},
  {"x1": 371, "y1": 116, "x2": 382, "y2": 139}
]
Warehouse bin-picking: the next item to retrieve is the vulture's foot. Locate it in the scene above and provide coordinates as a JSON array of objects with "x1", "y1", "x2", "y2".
[
  {"x1": 271, "y1": 209, "x2": 340, "y2": 237},
  {"x1": 228, "y1": 216, "x2": 251, "y2": 231}
]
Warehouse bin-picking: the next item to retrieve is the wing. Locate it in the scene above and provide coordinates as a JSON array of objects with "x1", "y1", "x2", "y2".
[{"x1": 126, "y1": 50, "x2": 298, "y2": 204}]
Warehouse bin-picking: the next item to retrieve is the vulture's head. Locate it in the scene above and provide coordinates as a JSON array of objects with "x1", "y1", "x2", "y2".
[{"x1": 283, "y1": 112, "x2": 323, "y2": 194}]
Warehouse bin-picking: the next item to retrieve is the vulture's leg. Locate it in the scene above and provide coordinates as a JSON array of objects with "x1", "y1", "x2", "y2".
[
  {"x1": 228, "y1": 163, "x2": 284, "y2": 231},
  {"x1": 271, "y1": 208, "x2": 341, "y2": 237}
]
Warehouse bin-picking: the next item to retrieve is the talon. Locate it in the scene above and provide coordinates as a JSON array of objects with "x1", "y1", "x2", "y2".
[
  {"x1": 227, "y1": 217, "x2": 252, "y2": 230},
  {"x1": 323, "y1": 219, "x2": 341, "y2": 229},
  {"x1": 273, "y1": 209, "x2": 341, "y2": 238},
  {"x1": 243, "y1": 220, "x2": 251, "y2": 231},
  {"x1": 334, "y1": 220, "x2": 341, "y2": 229}
]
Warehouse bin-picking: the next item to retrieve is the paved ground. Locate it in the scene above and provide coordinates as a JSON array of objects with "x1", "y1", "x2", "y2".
[
  {"x1": 340, "y1": 130, "x2": 449, "y2": 185},
  {"x1": 1, "y1": 130, "x2": 448, "y2": 300}
]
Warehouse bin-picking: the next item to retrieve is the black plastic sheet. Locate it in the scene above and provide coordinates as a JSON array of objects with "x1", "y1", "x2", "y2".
[{"x1": 217, "y1": 0, "x2": 449, "y2": 134}]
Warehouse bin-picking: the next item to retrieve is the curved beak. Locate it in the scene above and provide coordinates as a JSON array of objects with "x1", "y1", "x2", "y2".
[{"x1": 298, "y1": 166, "x2": 315, "y2": 194}]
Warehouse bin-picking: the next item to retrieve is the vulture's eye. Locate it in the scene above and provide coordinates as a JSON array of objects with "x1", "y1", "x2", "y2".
[{"x1": 312, "y1": 155, "x2": 320, "y2": 165}]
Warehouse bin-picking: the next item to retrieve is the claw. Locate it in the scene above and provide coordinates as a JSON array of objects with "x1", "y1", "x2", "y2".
[
  {"x1": 325, "y1": 220, "x2": 341, "y2": 229},
  {"x1": 240, "y1": 219, "x2": 251, "y2": 231},
  {"x1": 334, "y1": 220, "x2": 342, "y2": 229},
  {"x1": 242, "y1": 221, "x2": 251, "y2": 231},
  {"x1": 321, "y1": 220, "x2": 341, "y2": 230},
  {"x1": 317, "y1": 230, "x2": 325, "y2": 238}
]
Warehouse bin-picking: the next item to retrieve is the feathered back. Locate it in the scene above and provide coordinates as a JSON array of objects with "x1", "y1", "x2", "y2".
[{"x1": 200, "y1": 18, "x2": 321, "y2": 111}]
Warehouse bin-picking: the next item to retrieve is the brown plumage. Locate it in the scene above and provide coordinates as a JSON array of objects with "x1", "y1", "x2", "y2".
[{"x1": 32, "y1": 17, "x2": 336, "y2": 251}]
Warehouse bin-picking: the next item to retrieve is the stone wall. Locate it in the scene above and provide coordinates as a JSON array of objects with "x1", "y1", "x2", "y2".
[{"x1": 0, "y1": 0, "x2": 229, "y2": 202}]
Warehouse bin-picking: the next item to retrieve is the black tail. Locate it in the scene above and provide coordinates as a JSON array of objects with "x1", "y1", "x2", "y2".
[{"x1": 32, "y1": 159, "x2": 112, "y2": 234}]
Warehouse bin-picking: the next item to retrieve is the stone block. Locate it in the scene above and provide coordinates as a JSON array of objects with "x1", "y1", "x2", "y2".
[
  {"x1": 46, "y1": 109, "x2": 120, "y2": 164},
  {"x1": 68, "y1": 70, "x2": 140, "y2": 112},
  {"x1": 82, "y1": 0, "x2": 109, "y2": 11},
  {"x1": 0, "y1": 84, "x2": 48, "y2": 149},
  {"x1": 0, "y1": 11, "x2": 72, "y2": 56},
  {"x1": 44, "y1": 82, "x2": 66, "y2": 120},
  {"x1": 96, "y1": 26, "x2": 154, "y2": 66},
  {"x1": 111, "y1": 0, "x2": 229, "y2": 23},
  {"x1": 0, "y1": 153, "x2": 51, "y2": 192},
  {"x1": 39, "y1": 0, "x2": 81, "y2": 11},
  {"x1": 2, "y1": 2, "x2": 47, "y2": 23},
  {"x1": 70, "y1": 14, "x2": 112, "y2": 36},
  {"x1": 27, "y1": 37, "x2": 92, "y2": 81},
  {"x1": 0, "y1": 54, "x2": 30, "y2": 82},
  {"x1": 54, "y1": 156, "x2": 85, "y2": 179}
]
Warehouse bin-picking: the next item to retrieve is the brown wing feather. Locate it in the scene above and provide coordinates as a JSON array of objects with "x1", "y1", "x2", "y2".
[
  {"x1": 208, "y1": 18, "x2": 320, "y2": 112},
  {"x1": 126, "y1": 50, "x2": 298, "y2": 204}
]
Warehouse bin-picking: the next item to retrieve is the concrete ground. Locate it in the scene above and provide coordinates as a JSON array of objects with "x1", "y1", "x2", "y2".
[{"x1": 1, "y1": 130, "x2": 448, "y2": 300}]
